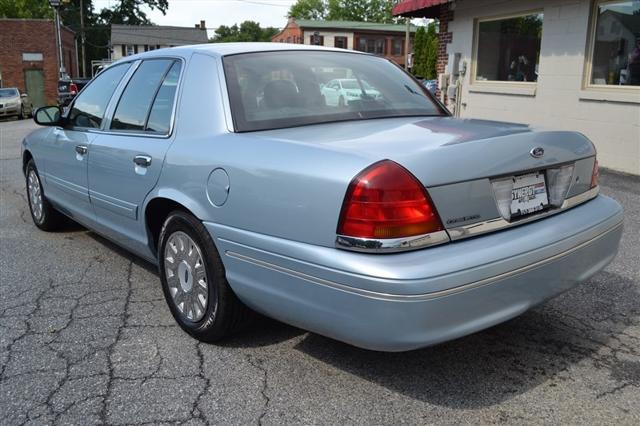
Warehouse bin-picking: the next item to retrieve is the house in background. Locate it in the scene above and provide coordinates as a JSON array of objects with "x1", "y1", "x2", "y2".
[
  {"x1": 272, "y1": 18, "x2": 417, "y2": 67},
  {"x1": 110, "y1": 21, "x2": 209, "y2": 60},
  {"x1": 0, "y1": 19, "x2": 77, "y2": 108},
  {"x1": 393, "y1": 0, "x2": 640, "y2": 175}
]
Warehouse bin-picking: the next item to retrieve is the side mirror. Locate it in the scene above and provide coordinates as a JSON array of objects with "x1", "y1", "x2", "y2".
[{"x1": 34, "y1": 106, "x2": 63, "y2": 126}]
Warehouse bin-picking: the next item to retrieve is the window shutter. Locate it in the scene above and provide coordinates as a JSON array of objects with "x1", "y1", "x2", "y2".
[
  {"x1": 121, "y1": 45, "x2": 126, "y2": 57},
  {"x1": 134, "y1": 45, "x2": 139, "y2": 54}
]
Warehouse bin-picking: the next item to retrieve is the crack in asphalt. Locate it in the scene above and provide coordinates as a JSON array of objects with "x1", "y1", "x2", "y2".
[
  {"x1": 245, "y1": 354, "x2": 271, "y2": 426},
  {"x1": 99, "y1": 260, "x2": 134, "y2": 424},
  {"x1": 191, "y1": 341, "x2": 211, "y2": 424}
]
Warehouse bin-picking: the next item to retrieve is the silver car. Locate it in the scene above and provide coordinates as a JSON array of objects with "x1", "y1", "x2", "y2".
[
  {"x1": 0, "y1": 87, "x2": 33, "y2": 119},
  {"x1": 22, "y1": 44, "x2": 623, "y2": 351}
]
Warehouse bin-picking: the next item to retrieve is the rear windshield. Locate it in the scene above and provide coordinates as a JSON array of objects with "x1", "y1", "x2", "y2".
[
  {"x1": 0, "y1": 88, "x2": 19, "y2": 98},
  {"x1": 223, "y1": 51, "x2": 443, "y2": 132}
]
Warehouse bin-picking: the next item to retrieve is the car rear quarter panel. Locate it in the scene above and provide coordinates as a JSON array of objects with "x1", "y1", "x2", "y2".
[{"x1": 149, "y1": 52, "x2": 372, "y2": 248}]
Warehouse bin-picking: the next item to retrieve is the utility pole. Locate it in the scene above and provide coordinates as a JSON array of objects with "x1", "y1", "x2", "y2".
[
  {"x1": 49, "y1": 0, "x2": 66, "y2": 79},
  {"x1": 80, "y1": 0, "x2": 86, "y2": 78},
  {"x1": 404, "y1": 18, "x2": 410, "y2": 70}
]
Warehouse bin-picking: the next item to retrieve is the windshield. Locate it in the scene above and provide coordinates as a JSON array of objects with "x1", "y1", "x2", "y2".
[
  {"x1": 0, "y1": 89, "x2": 19, "y2": 98},
  {"x1": 223, "y1": 51, "x2": 443, "y2": 132}
]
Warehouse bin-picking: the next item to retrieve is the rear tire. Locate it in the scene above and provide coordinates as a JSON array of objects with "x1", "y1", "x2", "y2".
[
  {"x1": 18, "y1": 107, "x2": 25, "y2": 120},
  {"x1": 25, "y1": 159, "x2": 64, "y2": 231},
  {"x1": 158, "y1": 210, "x2": 251, "y2": 342}
]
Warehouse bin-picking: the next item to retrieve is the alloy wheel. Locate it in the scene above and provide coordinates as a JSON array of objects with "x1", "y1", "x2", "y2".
[
  {"x1": 27, "y1": 170, "x2": 43, "y2": 222},
  {"x1": 164, "y1": 231, "x2": 208, "y2": 322}
]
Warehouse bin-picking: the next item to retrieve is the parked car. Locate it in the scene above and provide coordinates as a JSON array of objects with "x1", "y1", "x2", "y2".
[
  {"x1": 0, "y1": 88, "x2": 33, "y2": 119},
  {"x1": 422, "y1": 79, "x2": 438, "y2": 94},
  {"x1": 58, "y1": 78, "x2": 91, "y2": 106},
  {"x1": 22, "y1": 44, "x2": 623, "y2": 351},
  {"x1": 320, "y1": 78, "x2": 381, "y2": 106}
]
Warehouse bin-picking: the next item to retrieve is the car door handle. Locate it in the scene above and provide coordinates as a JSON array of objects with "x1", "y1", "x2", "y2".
[
  {"x1": 133, "y1": 155, "x2": 152, "y2": 168},
  {"x1": 75, "y1": 145, "x2": 88, "y2": 155}
]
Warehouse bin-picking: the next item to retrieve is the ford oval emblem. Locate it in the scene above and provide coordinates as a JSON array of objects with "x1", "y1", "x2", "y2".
[{"x1": 530, "y1": 147, "x2": 545, "y2": 158}]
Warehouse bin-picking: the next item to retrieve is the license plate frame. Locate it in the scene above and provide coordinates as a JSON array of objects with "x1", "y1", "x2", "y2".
[{"x1": 510, "y1": 171, "x2": 549, "y2": 217}]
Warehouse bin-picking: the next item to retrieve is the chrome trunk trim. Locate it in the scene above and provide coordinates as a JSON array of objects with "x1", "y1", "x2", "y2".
[
  {"x1": 448, "y1": 186, "x2": 600, "y2": 240},
  {"x1": 335, "y1": 230, "x2": 450, "y2": 253}
]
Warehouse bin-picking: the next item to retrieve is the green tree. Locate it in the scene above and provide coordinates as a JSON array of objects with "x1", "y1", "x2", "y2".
[
  {"x1": 412, "y1": 22, "x2": 438, "y2": 79},
  {"x1": 0, "y1": 0, "x2": 52, "y2": 18},
  {"x1": 327, "y1": 0, "x2": 395, "y2": 23},
  {"x1": 424, "y1": 22, "x2": 438, "y2": 79},
  {"x1": 98, "y1": 0, "x2": 168, "y2": 25},
  {"x1": 412, "y1": 26, "x2": 427, "y2": 77},
  {"x1": 288, "y1": 0, "x2": 395, "y2": 23},
  {"x1": 288, "y1": 0, "x2": 326, "y2": 20},
  {"x1": 211, "y1": 21, "x2": 279, "y2": 43}
]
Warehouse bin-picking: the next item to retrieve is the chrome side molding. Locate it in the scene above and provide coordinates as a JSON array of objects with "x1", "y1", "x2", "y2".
[
  {"x1": 448, "y1": 186, "x2": 600, "y2": 240},
  {"x1": 336, "y1": 230, "x2": 450, "y2": 253}
]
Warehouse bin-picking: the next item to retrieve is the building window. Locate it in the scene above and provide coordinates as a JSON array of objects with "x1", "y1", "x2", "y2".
[
  {"x1": 587, "y1": 0, "x2": 640, "y2": 87},
  {"x1": 392, "y1": 38, "x2": 403, "y2": 56},
  {"x1": 334, "y1": 36, "x2": 348, "y2": 49},
  {"x1": 126, "y1": 45, "x2": 135, "y2": 56},
  {"x1": 474, "y1": 12, "x2": 543, "y2": 83},
  {"x1": 357, "y1": 37, "x2": 386, "y2": 55},
  {"x1": 310, "y1": 33, "x2": 324, "y2": 46},
  {"x1": 22, "y1": 53, "x2": 44, "y2": 61}
]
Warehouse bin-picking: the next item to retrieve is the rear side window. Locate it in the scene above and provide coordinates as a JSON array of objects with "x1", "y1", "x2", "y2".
[
  {"x1": 146, "y1": 61, "x2": 182, "y2": 134},
  {"x1": 110, "y1": 59, "x2": 174, "y2": 131},
  {"x1": 68, "y1": 63, "x2": 130, "y2": 128}
]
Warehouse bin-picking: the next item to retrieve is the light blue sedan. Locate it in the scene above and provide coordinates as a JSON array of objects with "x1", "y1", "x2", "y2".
[{"x1": 22, "y1": 43, "x2": 623, "y2": 351}]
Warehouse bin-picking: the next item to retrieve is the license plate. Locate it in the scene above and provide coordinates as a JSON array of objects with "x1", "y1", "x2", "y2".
[{"x1": 511, "y1": 172, "x2": 549, "y2": 216}]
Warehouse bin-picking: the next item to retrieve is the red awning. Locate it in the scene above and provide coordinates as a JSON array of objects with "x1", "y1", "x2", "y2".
[{"x1": 392, "y1": 0, "x2": 451, "y2": 18}]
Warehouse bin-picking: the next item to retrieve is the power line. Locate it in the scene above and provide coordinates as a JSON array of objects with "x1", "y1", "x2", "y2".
[{"x1": 234, "y1": 0, "x2": 290, "y2": 7}]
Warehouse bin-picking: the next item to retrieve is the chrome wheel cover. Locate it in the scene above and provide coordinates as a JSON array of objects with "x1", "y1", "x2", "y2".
[
  {"x1": 164, "y1": 231, "x2": 208, "y2": 322},
  {"x1": 27, "y1": 170, "x2": 43, "y2": 222}
]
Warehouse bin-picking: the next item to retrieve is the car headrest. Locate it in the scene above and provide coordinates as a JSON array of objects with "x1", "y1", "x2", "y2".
[{"x1": 263, "y1": 80, "x2": 300, "y2": 109}]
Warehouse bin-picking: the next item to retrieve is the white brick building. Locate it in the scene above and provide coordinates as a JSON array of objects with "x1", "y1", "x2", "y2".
[{"x1": 394, "y1": 0, "x2": 640, "y2": 175}]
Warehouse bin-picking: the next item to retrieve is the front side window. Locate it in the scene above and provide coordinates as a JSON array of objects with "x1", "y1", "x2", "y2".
[
  {"x1": 68, "y1": 63, "x2": 131, "y2": 129},
  {"x1": 475, "y1": 12, "x2": 544, "y2": 83},
  {"x1": 223, "y1": 51, "x2": 443, "y2": 132},
  {"x1": 589, "y1": 0, "x2": 640, "y2": 86}
]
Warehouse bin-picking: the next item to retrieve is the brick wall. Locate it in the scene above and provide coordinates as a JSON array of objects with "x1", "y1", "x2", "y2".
[
  {"x1": 0, "y1": 19, "x2": 77, "y2": 106},
  {"x1": 272, "y1": 19, "x2": 303, "y2": 43},
  {"x1": 436, "y1": 3, "x2": 454, "y2": 76}
]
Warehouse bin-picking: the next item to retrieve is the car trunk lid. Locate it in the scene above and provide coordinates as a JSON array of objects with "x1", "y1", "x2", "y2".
[{"x1": 255, "y1": 116, "x2": 597, "y2": 241}]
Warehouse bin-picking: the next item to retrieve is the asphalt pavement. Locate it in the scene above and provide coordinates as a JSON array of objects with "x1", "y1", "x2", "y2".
[{"x1": 1, "y1": 118, "x2": 638, "y2": 425}]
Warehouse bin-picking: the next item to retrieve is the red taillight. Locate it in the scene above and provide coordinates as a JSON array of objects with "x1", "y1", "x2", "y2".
[
  {"x1": 69, "y1": 83, "x2": 78, "y2": 95},
  {"x1": 591, "y1": 159, "x2": 599, "y2": 188},
  {"x1": 337, "y1": 160, "x2": 444, "y2": 239}
]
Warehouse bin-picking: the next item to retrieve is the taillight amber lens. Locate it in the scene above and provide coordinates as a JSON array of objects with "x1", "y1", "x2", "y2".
[
  {"x1": 337, "y1": 160, "x2": 444, "y2": 239},
  {"x1": 591, "y1": 159, "x2": 599, "y2": 189}
]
